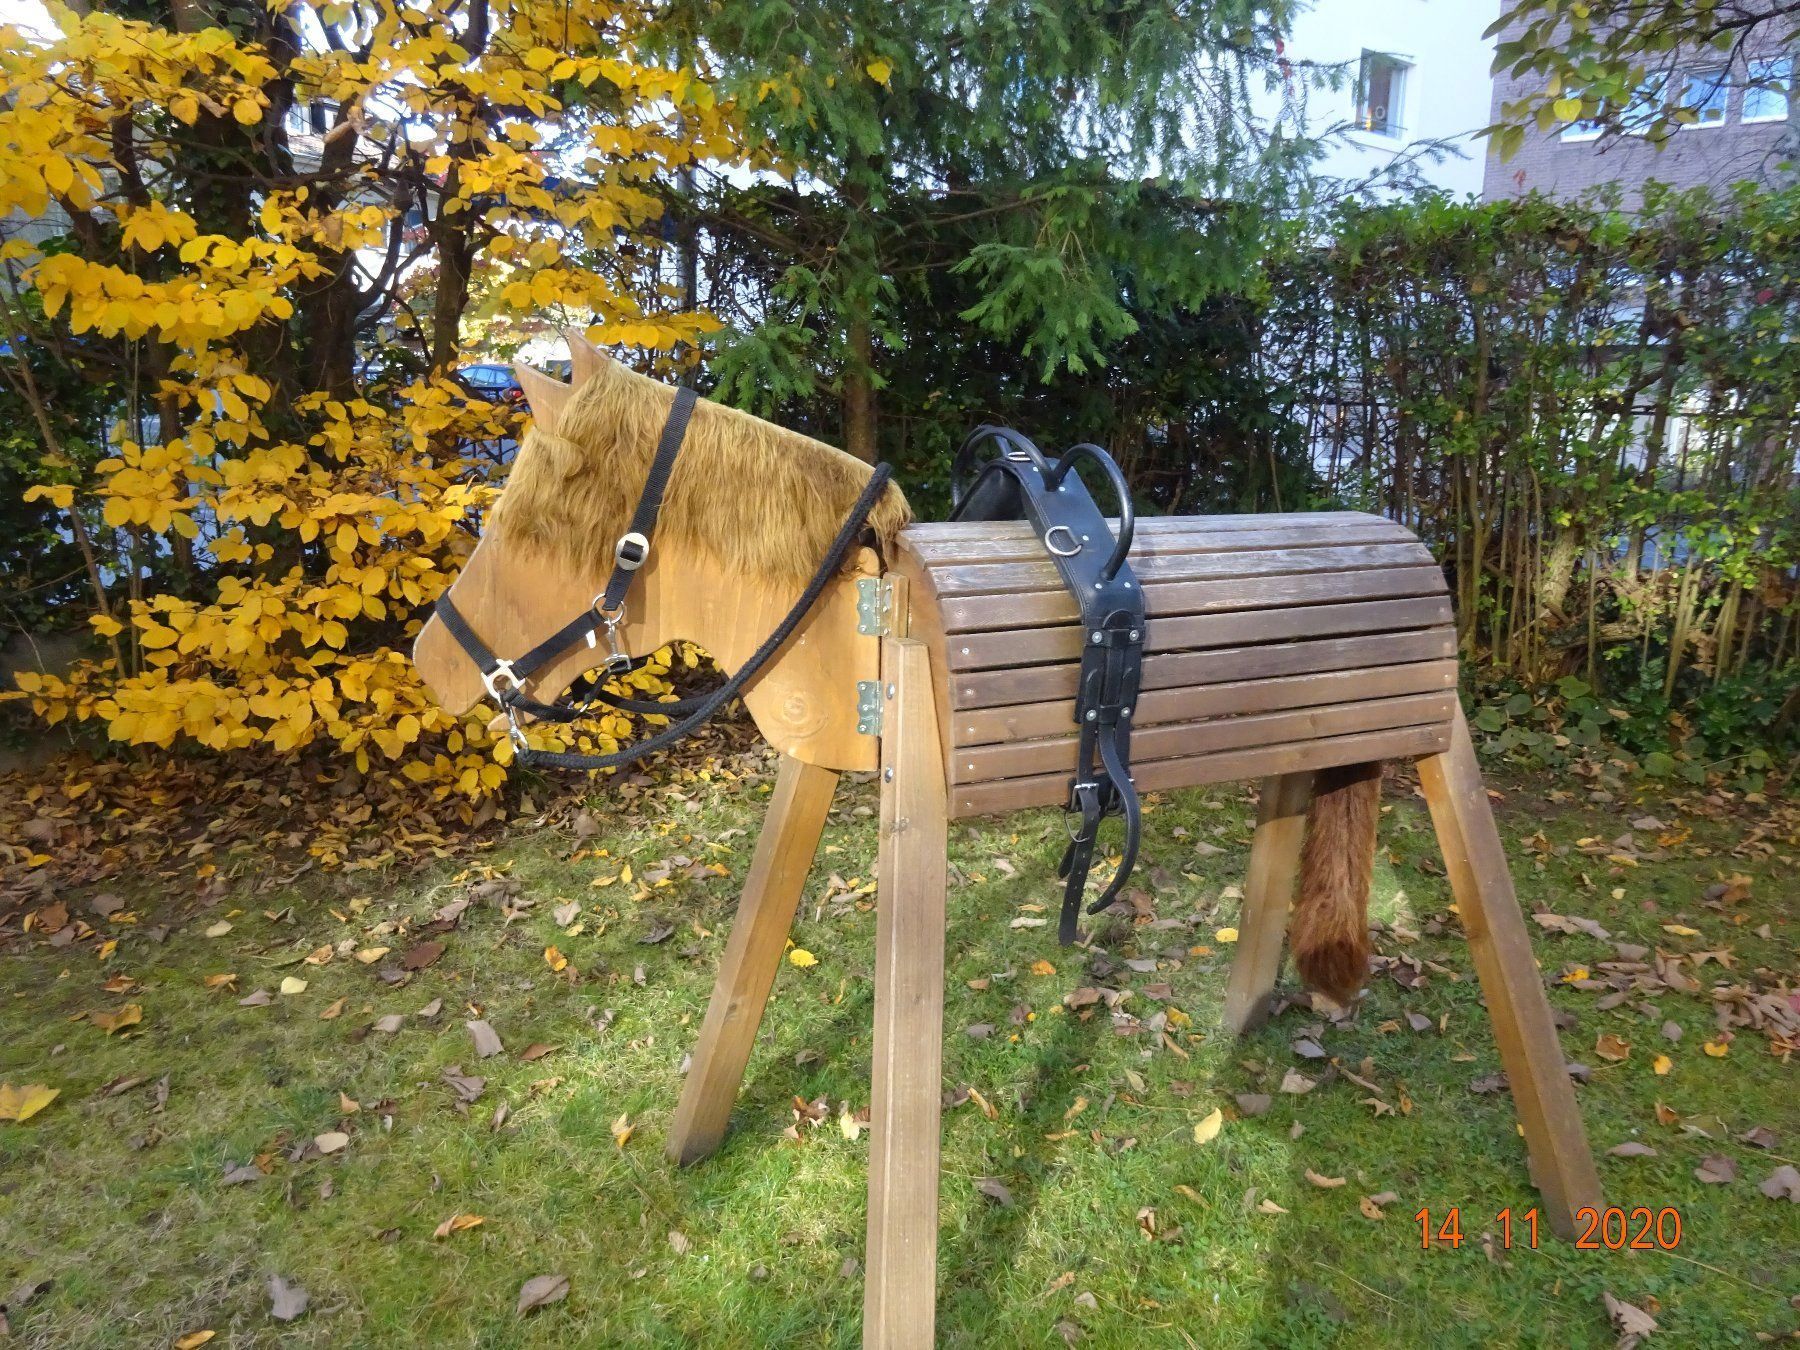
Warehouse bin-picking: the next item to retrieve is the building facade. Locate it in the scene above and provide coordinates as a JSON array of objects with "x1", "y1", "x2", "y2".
[
  {"x1": 1268, "y1": 0, "x2": 1498, "y2": 199},
  {"x1": 1483, "y1": 12, "x2": 1798, "y2": 203}
]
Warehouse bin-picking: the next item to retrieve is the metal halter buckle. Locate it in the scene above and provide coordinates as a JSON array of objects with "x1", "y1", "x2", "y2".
[
  {"x1": 481, "y1": 658, "x2": 524, "y2": 704},
  {"x1": 614, "y1": 531, "x2": 650, "y2": 571},
  {"x1": 590, "y1": 599, "x2": 634, "y2": 674}
]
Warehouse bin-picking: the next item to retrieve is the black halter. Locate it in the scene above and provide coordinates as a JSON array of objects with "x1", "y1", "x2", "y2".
[
  {"x1": 435, "y1": 386, "x2": 894, "y2": 771},
  {"x1": 948, "y1": 426, "x2": 1145, "y2": 945}
]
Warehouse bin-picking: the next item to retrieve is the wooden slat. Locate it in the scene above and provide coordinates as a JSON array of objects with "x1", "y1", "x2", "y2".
[
  {"x1": 930, "y1": 541, "x2": 1434, "y2": 598},
  {"x1": 899, "y1": 518, "x2": 1416, "y2": 568},
  {"x1": 950, "y1": 722, "x2": 1450, "y2": 817},
  {"x1": 898, "y1": 511, "x2": 1390, "y2": 557},
  {"x1": 951, "y1": 691, "x2": 1454, "y2": 784},
  {"x1": 954, "y1": 659, "x2": 1458, "y2": 748},
  {"x1": 951, "y1": 627, "x2": 1456, "y2": 710},
  {"x1": 939, "y1": 564, "x2": 1449, "y2": 632},
  {"x1": 948, "y1": 595, "x2": 1455, "y2": 671}
]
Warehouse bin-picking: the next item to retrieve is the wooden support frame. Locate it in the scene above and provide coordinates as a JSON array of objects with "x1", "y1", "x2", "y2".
[
  {"x1": 1222, "y1": 771, "x2": 1314, "y2": 1035},
  {"x1": 1416, "y1": 706, "x2": 1604, "y2": 1238},
  {"x1": 863, "y1": 631, "x2": 948, "y2": 1350},
  {"x1": 668, "y1": 753, "x2": 839, "y2": 1166}
]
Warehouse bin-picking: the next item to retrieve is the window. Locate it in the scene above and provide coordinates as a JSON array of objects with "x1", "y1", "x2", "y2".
[
  {"x1": 1355, "y1": 50, "x2": 1411, "y2": 138},
  {"x1": 1561, "y1": 111, "x2": 1604, "y2": 142},
  {"x1": 1742, "y1": 57, "x2": 1792, "y2": 122},
  {"x1": 1680, "y1": 67, "x2": 1728, "y2": 126},
  {"x1": 1623, "y1": 71, "x2": 1672, "y2": 132}
]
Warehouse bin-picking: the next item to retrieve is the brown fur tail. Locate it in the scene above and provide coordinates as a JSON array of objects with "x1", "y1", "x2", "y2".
[{"x1": 1290, "y1": 762, "x2": 1383, "y2": 1004}]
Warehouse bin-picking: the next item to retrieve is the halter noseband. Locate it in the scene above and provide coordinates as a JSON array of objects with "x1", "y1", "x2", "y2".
[{"x1": 434, "y1": 386, "x2": 894, "y2": 772}]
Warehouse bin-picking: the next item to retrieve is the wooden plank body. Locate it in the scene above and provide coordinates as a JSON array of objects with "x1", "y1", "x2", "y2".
[{"x1": 889, "y1": 511, "x2": 1457, "y2": 818}]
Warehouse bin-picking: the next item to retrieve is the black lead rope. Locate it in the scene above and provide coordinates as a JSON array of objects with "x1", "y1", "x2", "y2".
[{"x1": 434, "y1": 385, "x2": 893, "y2": 772}]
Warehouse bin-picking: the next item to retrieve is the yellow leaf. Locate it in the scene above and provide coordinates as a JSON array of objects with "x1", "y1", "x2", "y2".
[
  {"x1": 865, "y1": 58, "x2": 893, "y2": 86},
  {"x1": 174, "y1": 1333, "x2": 216, "y2": 1350},
  {"x1": 1192, "y1": 1107, "x2": 1223, "y2": 1145},
  {"x1": 1652, "y1": 1054, "x2": 1672, "y2": 1075},
  {"x1": 1661, "y1": 924, "x2": 1700, "y2": 937},
  {"x1": 1595, "y1": 1033, "x2": 1630, "y2": 1062},
  {"x1": 203, "y1": 972, "x2": 237, "y2": 990},
  {"x1": 279, "y1": 976, "x2": 307, "y2": 995},
  {"x1": 233, "y1": 97, "x2": 262, "y2": 126},
  {"x1": 544, "y1": 945, "x2": 568, "y2": 972},
  {"x1": 91, "y1": 1003, "x2": 142, "y2": 1034},
  {"x1": 1214, "y1": 927, "x2": 1239, "y2": 944},
  {"x1": 0, "y1": 1082, "x2": 60, "y2": 1122},
  {"x1": 1028, "y1": 959, "x2": 1056, "y2": 976},
  {"x1": 611, "y1": 1112, "x2": 633, "y2": 1148},
  {"x1": 433, "y1": 1212, "x2": 485, "y2": 1238},
  {"x1": 788, "y1": 948, "x2": 817, "y2": 968},
  {"x1": 1702, "y1": 1039, "x2": 1729, "y2": 1058}
]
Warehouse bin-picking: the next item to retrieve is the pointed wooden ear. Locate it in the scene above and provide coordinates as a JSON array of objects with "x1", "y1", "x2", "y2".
[
  {"x1": 514, "y1": 363, "x2": 572, "y2": 433},
  {"x1": 566, "y1": 329, "x2": 611, "y2": 388}
]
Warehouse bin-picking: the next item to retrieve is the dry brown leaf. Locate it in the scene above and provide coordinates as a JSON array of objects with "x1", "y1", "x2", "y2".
[
  {"x1": 433, "y1": 1213, "x2": 485, "y2": 1238},
  {"x1": 466, "y1": 1019, "x2": 504, "y2": 1058},
  {"x1": 319, "y1": 997, "x2": 348, "y2": 1021},
  {"x1": 515, "y1": 1274, "x2": 569, "y2": 1316},
  {"x1": 1304, "y1": 1169, "x2": 1347, "y2": 1189},
  {"x1": 91, "y1": 1004, "x2": 142, "y2": 1035}
]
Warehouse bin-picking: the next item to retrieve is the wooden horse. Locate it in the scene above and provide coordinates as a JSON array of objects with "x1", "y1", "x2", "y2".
[{"x1": 413, "y1": 348, "x2": 1602, "y2": 1347}]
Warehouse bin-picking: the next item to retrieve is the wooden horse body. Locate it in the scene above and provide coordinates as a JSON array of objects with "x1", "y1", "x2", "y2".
[{"x1": 412, "y1": 353, "x2": 1601, "y2": 1347}]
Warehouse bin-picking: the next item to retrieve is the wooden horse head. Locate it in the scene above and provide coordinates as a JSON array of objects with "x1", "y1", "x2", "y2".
[{"x1": 412, "y1": 342, "x2": 912, "y2": 768}]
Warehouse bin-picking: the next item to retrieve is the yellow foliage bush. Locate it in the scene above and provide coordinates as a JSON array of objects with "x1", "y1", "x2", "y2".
[{"x1": 0, "y1": 0, "x2": 746, "y2": 812}]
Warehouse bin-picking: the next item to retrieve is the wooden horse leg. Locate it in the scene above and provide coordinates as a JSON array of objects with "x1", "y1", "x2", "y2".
[
  {"x1": 1416, "y1": 706, "x2": 1603, "y2": 1239},
  {"x1": 1222, "y1": 771, "x2": 1315, "y2": 1035},
  {"x1": 864, "y1": 635, "x2": 948, "y2": 1349},
  {"x1": 667, "y1": 752, "x2": 838, "y2": 1167}
]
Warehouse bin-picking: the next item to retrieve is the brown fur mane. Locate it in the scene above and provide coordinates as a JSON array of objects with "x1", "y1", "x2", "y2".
[{"x1": 491, "y1": 358, "x2": 911, "y2": 586}]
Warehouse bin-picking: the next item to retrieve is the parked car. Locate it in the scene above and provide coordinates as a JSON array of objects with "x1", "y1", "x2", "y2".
[{"x1": 456, "y1": 363, "x2": 523, "y2": 404}]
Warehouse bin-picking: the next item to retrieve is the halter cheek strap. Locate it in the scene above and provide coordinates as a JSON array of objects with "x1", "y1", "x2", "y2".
[{"x1": 434, "y1": 384, "x2": 894, "y2": 772}]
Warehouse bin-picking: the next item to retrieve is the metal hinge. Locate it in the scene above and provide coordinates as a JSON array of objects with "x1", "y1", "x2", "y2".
[
  {"x1": 855, "y1": 576, "x2": 893, "y2": 636},
  {"x1": 855, "y1": 680, "x2": 883, "y2": 736}
]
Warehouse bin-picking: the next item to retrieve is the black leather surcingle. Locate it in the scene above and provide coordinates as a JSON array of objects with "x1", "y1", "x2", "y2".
[{"x1": 948, "y1": 427, "x2": 1146, "y2": 945}]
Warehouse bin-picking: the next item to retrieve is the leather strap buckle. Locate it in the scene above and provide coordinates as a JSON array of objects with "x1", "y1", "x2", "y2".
[{"x1": 614, "y1": 531, "x2": 650, "y2": 570}]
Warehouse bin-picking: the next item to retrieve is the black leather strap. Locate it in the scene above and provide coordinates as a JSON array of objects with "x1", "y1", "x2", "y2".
[
  {"x1": 597, "y1": 386, "x2": 696, "y2": 617},
  {"x1": 951, "y1": 426, "x2": 1146, "y2": 945}
]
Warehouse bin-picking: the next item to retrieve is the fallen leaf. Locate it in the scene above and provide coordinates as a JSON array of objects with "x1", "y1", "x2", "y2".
[
  {"x1": 516, "y1": 1273, "x2": 569, "y2": 1316},
  {"x1": 1358, "y1": 1195, "x2": 1386, "y2": 1220},
  {"x1": 372, "y1": 1014, "x2": 405, "y2": 1034},
  {"x1": 0, "y1": 1083, "x2": 59, "y2": 1122},
  {"x1": 1256, "y1": 1198, "x2": 1287, "y2": 1214},
  {"x1": 355, "y1": 947, "x2": 390, "y2": 964},
  {"x1": 319, "y1": 997, "x2": 348, "y2": 1021},
  {"x1": 1651, "y1": 1054, "x2": 1671, "y2": 1076},
  {"x1": 1304, "y1": 1169, "x2": 1347, "y2": 1189},
  {"x1": 1028, "y1": 959, "x2": 1056, "y2": 976},
  {"x1": 519, "y1": 1043, "x2": 557, "y2": 1062},
  {"x1": 314, "y1": 1131, "x2": 349, "y2": 1155},
  {"x1": 174, "y1": 1333, "x2": 216, "y2": 1349},
  {"x1": 433, "y1": 1213, "x2": 485, "y2": 1238},
  {"x1": 543, "y1": 945, "x2": 568, "y2": 973},
  {"x1": 552, "y1": 900, "x2": 580, "y2": 927},
  {"x1": 239, "y1": 988, "x2": 272, "y2": 1006},
  {"x1": 203, "y1": 973, "x2": 238, "y2": 991},
  {"x1": 1607, "y1": 1142, "x2": 1658, "y2": 1158},
  {"x1": 466, "y1": 1019, "x2": 504, "y2": 1058},
  {"x1": 1595, "y1": 1033, "x2": 1630, "y2": 1062},
  {"x1": 338, "y1": 1092, "x2": 360, "y2": 1114},
  {"x1": 91, "y1": 1004, "x2": 142, "y2": 1035},
  {"x1": 401, "y1": 941, "x2": 444, "y2": 970},
  {"x1": 611, "y1": 1113, "x2": 633, "y2": 1149},
  {"x1": 1235, "y1": 1093, "x2": 1271, "y2": 1117},
  {"x1": 204, "y1": 921, "x2": 232, "y2": 937},
  {"x1": 1214, "y1": 927, "x2": 1238, "y2": 944},
  {"x1": 278, "y1": 976, "x2": 307, "y2": 996},
  {"x1": 1278, "y1": 1069, "x2": 1317, "y2": 1095},
  {"x1": 668, "y1": 1230, "x2": 692, "y2": 1254},
  {"x1": 266, "y1": 1273, "x2": 309, "y2": 1322},
  {"x1": 1701, "y1": 1039, "x2": 1729, "y2": 1058},
  {"x1": 1758, "y1": 1164, "x2": 1800, "y2": 1202},
  {"x1": 1192, "y1": 1108, "x2": 1224, "y2": 1145},
  {"x1": 975, "y1": 1176, "x2": 1014, "y2": 1206},
  {"x1": 788, "y1": 948, "x2": 818, "y2": 968},
  {"x1": 1694, "y1": 1153, "x2": 1736, "y2": 1185},
  {"x1": 1603, "y1": 1291, "x2": 1658, "y2": 1346}
]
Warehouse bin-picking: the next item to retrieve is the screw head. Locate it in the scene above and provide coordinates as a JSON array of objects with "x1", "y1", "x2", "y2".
[
  {"x1": 883, "y1": 767, "x2": 894, "y2": 781},
  {"x1": 1085, "y1": 709, "x2": 1098, "y2": 722}
]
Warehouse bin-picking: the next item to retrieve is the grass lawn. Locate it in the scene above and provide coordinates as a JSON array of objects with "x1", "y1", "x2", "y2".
[{"x1": 1, "y1": 752, "x2": 1795, "y2": 1347}]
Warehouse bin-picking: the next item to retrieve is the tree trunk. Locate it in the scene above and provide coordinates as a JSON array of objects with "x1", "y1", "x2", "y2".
[{"x1": 842, "y1": 315, "x2": 877, "y2": 463}]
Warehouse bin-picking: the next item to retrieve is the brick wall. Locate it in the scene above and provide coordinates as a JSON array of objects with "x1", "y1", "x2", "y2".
[{"x1": 1483, "y1": 11, "x2": 1797, "y2": 205}]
